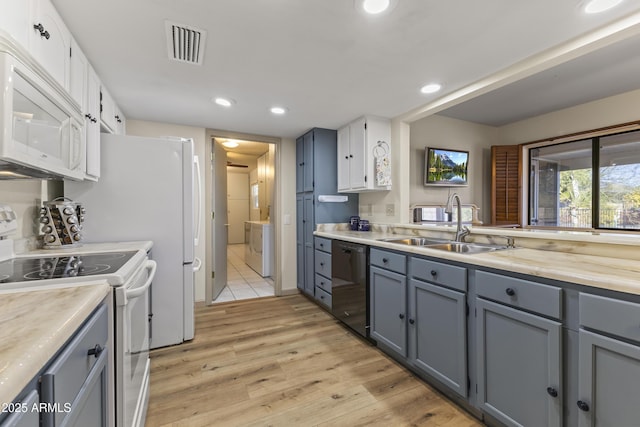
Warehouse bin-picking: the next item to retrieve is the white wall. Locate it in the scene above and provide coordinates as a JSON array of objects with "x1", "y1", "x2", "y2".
[
  {"x1": 499, "y1": 88, "x2": 640, "y2": 145},
  {"x1": 126, "y1": 120, "x2": 208, "y2": 301},
  {"x1": 408, "y1": 115, "x2": 499, "y2": 224},
  {"x1": 0, "y1": 180, "x2": 62, "y2": 251},
  {"x1": 278, "y1": 137, "x2": 297, "y2": 294}
]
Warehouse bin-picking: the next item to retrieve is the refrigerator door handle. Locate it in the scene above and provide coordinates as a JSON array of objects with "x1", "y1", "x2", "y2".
[{"x1": 194, "y1": 155, "x2": 203, "y2": 246}]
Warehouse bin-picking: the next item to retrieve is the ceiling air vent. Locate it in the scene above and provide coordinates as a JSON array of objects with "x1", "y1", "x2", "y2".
[{"x1": 165, "y1": 21, "x2": 207, "y2": 65}]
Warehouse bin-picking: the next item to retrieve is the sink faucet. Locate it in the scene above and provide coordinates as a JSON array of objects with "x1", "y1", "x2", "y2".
[{"x1": 445, "y1": 193, "x2": 470, "y2": 242}]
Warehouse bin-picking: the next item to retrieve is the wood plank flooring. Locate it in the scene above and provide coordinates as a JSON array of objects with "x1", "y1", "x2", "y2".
[{"x1": 145, "y1": 295, "x2": 483, "y2": 427}]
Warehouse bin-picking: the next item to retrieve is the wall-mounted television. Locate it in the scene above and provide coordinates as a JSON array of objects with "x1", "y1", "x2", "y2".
[{"x1": 424, "y1": 147, "x2": 469, "y2": 186}]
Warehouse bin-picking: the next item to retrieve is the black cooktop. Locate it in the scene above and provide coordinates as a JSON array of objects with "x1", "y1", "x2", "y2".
[{"x1": 0, "y1": 251, "x2": 138, "y2": 283}]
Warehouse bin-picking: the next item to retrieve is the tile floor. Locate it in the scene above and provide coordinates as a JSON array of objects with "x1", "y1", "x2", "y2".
[{"x1": 212, "y1": 243, "x2": 274, "y2": 303}]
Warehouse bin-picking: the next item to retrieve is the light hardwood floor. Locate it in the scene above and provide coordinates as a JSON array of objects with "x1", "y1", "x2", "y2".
[{"x1": 145, "y1": 294, "x2": 483, "y2": 426}]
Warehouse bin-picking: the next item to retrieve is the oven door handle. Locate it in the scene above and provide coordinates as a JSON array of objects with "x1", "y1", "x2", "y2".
[{"x1": 126, "y1": 260, "x2": 157, "y2": 300}]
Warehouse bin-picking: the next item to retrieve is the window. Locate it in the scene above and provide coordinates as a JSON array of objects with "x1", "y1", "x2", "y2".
[{"x1": 528, "y1": 129, "x2": 640, "y2": 231}]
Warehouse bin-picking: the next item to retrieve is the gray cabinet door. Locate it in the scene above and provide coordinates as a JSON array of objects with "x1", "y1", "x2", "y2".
[
  {"x1": 577, "y1": 329, "x2": 640, "y2": 427},
  {"x1": 303, "y1": 194, "x2": 315, "y2": 295},
  {"x1": 1, "y1": 389, "x2": 39, "y2": 427},
  {"x1": 303, "y1": 131, "x2": 314, "y2": 192},
  {"x1": 370, "y1": 265, "x2": 407, "y2": 357},
  {"x1": 477, "y1": 298, "x2": 562, "y2": 427},
  {"x1": 295, "y1": 136, "x2": 303, "y2": 194},
  {"x1": 409, "y1": 279, "x2": 467, "y2": 398},
  {"x1": 296, "y1": 195, "x2": 304, "y2": 292}
]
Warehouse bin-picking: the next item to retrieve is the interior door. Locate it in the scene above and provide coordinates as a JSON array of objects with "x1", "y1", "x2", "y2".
[{"x1": 211, "y1": 140, "x2": 228, "y2": 300}]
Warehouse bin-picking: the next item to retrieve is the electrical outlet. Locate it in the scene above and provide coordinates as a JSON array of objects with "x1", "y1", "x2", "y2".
[{"x1": 386, "y1": 204, "x2": 395, "y2": 216}]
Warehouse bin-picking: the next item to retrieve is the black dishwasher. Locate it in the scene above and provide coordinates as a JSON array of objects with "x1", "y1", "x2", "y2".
[{"x1": 331, "y1": 240, "x2": 370, "y2": 339}]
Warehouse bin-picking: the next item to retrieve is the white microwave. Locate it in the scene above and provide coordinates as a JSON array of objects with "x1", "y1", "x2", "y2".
[{"x1": 0, "y1": 50, "x2": 85, "y2": 180}]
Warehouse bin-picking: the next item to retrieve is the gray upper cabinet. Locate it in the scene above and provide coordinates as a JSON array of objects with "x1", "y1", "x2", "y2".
[
  {"x1": 476, "y1": 298, "x2": 562, "y2": 427},
  {"x1": 295, "y1": 128, "x2": 358, "y2": 297},
  {"x1": 295, "y1": 137, "x2": 304, "y2": 194},
  {"x1": 409, "y1": 278, "x2": 467, "y2": 398},
  {"x1": 302, "y1": 131, "x2": 314, "y2": 192},
  {"x1": 577, "y1": 293, "x2": 640, "y2": 427}
]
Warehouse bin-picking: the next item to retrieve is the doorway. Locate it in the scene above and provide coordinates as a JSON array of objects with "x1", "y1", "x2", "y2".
[{"x1": 208, "y1": 135, "x2": 278, "y2": 304}]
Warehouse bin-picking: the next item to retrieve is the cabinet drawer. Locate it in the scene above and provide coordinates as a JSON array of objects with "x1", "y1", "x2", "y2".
[
  {"x1": 314, "y1": 250, "x2": 331, "y2": 277},
  {"x1": 580, "y1": 293, "x2": 640, "y2": 343},
  {"x1": 410, "y1": 257, "x2": 467, "y2": 292},
  {"x1": 315, "y1": 286, "x2": 332, "y2": 309},
  {"x1": 370, "y1": 248, "x2": 406, "y2": 274},
  {"x1": 315, "y1": 237, "x2": 332, "y2": 253},
  {"x1": 476, "y1": 271, "x2": 561, "y2": 319},
  {"x1": 41, "y1": 304, "x2": 108, "y2": 425},
  {"x1": 315, "y1": 273, "x2": 332, "y2": 293}
]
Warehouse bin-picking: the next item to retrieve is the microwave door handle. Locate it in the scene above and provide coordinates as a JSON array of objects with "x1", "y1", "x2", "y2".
[
  {"x1": 125, "y1": 260, "x2": 157, "y2": 300},
  {"x1": 69, "y1": 121, "x2": 83, "y2": 170}
]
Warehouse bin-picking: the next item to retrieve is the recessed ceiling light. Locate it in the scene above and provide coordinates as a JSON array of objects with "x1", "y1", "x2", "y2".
[
  {"x1": 270, "y1": 106, "x2": 287, "y2": 115},
  {"x1": 213, "y1": 97, "x2": 234, "y2": 107},
  {"x1": 584, "y1": 0, "x2": 623, "y2": 13},
  {"x1": 222, "y1": 140, "x2": 239, "y2": 148},
  {"x1": 362, "y1": 0, "x2": 390, "y2": 14},
  {"x1": 420, "y1": 83, "x2": 442, "y2": 94}
]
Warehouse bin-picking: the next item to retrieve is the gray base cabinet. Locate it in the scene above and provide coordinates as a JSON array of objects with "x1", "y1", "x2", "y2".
[
  {"x1": 577, "y1": 293, "x2": 640, "y2": 426},
  {"x1": 370, "y1": 265, "x2": 407, "y2": 357},
  {"x1": 477, "y1": 298, "x2": 562, "y2": 427},
  {"x1": 1, "y1": 390, "x2": 39, "y2": 427},
  {"x1": 409, "y1": 279, "x2": 467, "y2": 398},
  {"x1": 577, "y1": 330, "x2": 640, "y2": 427},
  {"x1": 314, "y1": 237, "x2": 332, "y2": 309}
]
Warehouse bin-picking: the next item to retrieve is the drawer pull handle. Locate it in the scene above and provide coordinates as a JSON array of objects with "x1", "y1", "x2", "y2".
[
  {"x1": 409, "y1": 318, "x2": 415, "y2": 325},
  {"x1": 430, "y1": 270, "x2": 437, "y2": 277},
  {"x1": 399, "y1": 313, "x2": 405, "y2": 320},
  {"x1": 87, "y1": 344, "x2": 104, "y2": 358},
  {"x1": 546, "y1": 387, "x2": 558, "y2": 398},
  {"x1": 577, "y1": 400, "x2": 590, "y2": 412},
  {"x1": 505, "y1": 288, "x2": 516, "y2": 296},
  {"x1": 382, "y1": 258, "x2": 389, "y2": 263},
  {"x1": 320, "y1": 262, "x2": 324, "y2": 266}
]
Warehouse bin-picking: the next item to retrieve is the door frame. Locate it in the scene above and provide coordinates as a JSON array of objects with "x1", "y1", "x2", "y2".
[{"x1": 204, "y1": 129, "x2": 282, "y2": 304}]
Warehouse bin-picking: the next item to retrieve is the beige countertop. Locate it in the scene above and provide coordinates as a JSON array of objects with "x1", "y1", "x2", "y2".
[
  {"x1": 0, "y1": 282, "x2": 111, "y2": 405},
  {"x1": 315, "y1": 227, "x2": 640, "y2": 296}
]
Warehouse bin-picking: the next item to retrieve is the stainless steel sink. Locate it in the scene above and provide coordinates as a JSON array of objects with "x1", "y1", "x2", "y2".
[
  {"x1": 379, "y1": 237, "x2": 508, "y2": 254},
  {"x1": 426, "y1": 242, "x2": 506, "y2": 254},
  {"x1": 379, "y1": 237, "x2": 449, "y2": 246}
]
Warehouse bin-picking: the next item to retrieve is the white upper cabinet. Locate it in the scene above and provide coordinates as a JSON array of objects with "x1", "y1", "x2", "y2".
[
  {"x1": 337, "y1": 116, "x2": 392, "y2": 193},
  {"x1": 85, "y1": 65, "x2": 101, "y2": 179},
  {"x1": 69, "y1": 37, "x2": 87, "y2": 110},
  {"x1": 114, "y1": 105, "x2": 126, "y2": 135},
  {"x1": 29, "y1": 0, "x2": 71, "y2": 89},
  {"x1": 0, "y1": 0, "x2": 32, "y2": 48},
  {"x1": 100, "y1": 87, "x2": 126, "y2": 135}
]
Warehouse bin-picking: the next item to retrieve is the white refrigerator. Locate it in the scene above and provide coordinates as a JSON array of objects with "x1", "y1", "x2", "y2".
[{"x1": 65, "y1": 134, "x2": 202, "y2": 349}]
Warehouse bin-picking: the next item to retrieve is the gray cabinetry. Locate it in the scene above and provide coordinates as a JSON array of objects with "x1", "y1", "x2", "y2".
[
  {"x1": 314, "y1": 237, "x2": 332, "y2": 309},
  {"x1": 1, "y1": 390, "x2": 39, "y2": 427},
  {"x1": 370, "y1": 248, "x2": 407, "y2": 357},
  {"x1": 576, "y1": 293, "x2": 640, "y2": 426},
  {"x1": 295, "y1": 128, "x2": 358, "y2": 297},
  {"x1": 476, "y1": 271, "x2": 562, "y2": 427},
  {"x1": 408, "y1": 257, "x2": 467, "y2": 398},
  {"x1": 41, "y1": 304, "x2": 109, "y2": 427},
  {"x1": 0, "y1": 303, "x2": 109, "y2": 427}
]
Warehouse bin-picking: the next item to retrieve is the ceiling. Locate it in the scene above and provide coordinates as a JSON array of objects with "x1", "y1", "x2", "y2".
[{"x1": 50, "y1": 0, "x2": 640, "y2": 139}]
